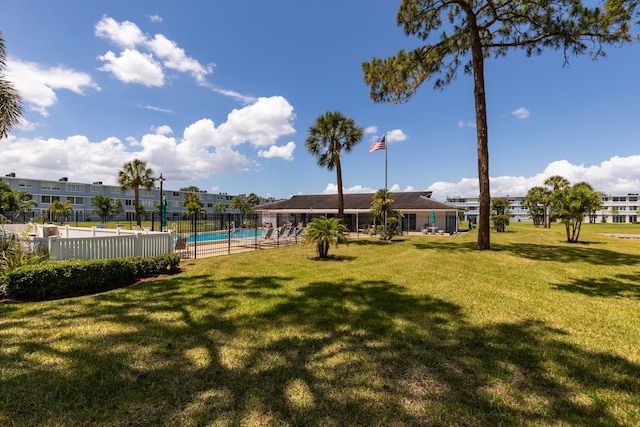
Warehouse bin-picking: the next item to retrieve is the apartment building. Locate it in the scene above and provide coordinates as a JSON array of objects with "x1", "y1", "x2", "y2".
[
  {"x1": 446, "y1": 196, "x2": 532, "y2": 224},
  {"x1": 0, "y1": 173, "x2": 274, "y2": 223},
  {"x1": 447, "y1": 193, "x2": 639, "y2": 224}
]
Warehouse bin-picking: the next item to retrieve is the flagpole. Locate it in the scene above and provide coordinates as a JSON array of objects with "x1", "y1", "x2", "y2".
[
  {"x1": 384, "y1": 132, "x2": 388, "y2": 191},
  {"x1": 384, "y1": 132, "x2": 388, "y2": 237}
]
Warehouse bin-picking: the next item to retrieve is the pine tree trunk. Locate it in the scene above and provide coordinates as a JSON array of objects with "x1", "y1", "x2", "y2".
[{"x1": 469, "y1": 20, "x2": 490, "y2": 250}]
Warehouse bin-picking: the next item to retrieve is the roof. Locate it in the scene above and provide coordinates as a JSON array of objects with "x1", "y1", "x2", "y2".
[{"x1": 255, "y1": 191, "x2": 460, "y2": 212}]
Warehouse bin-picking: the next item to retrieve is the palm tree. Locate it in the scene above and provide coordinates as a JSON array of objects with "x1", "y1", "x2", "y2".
[
  {"x1": 545, "y1": 175, "x2": 570, "y2": 192},
  {"x1": 14, "y1": 191, "x2": 37, "y2": 221},
  {"x1": 49, "y1": 200, "x2": 73, "y2": 225},
  {"x1": 551, "y1": 182, "x2": 603, "y2": 243},
  {"x1": 117, "y1": 159, "x2": 155, "y2": 226},
  {"x1": 545, "y1": 175, "x2": 570, "y2": 226},
  {"x1": 303, "y1": 216, "x2": 349, "y2": 259},
  {"x1": 0, "y1": 32, "x2": 23, "y2": 139},
  {"x1": 214, "y1": 202, "x2": 227, "y2": 230},
  {"x1": 521, "y1": 186, "x2": 551, "y2": 227},
  {"x1": 246, "y1": 193, "x2": 260, "y2": 207},
  {"x1": 490, "y1": 197, "x2": 510, "y2": 232},
  {"x1": 91, "y1": 194, "x2": 118, "y2": 224},
  {"x1": 305, "y1": 111, "x2": 364, "y2": 221},
  {"x1": 370, "y1": 189, "x2": 402, "y2": 241},
  {"x1": 183, "y1": 192, "x2": 205, "y2": 217}
]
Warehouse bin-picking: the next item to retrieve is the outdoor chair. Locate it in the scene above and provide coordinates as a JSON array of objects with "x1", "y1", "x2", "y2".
[
  {"x1": 263, "y1": 227, "x2": 275, "y2": 239},
  {"x1": 174, "y1": 236, "x2": 189, "y2": 258}
]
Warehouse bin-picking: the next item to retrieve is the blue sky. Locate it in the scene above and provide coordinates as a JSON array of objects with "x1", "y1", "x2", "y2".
[{"x1": 2, "y1": 1, "x2": 639, "y2": 201}]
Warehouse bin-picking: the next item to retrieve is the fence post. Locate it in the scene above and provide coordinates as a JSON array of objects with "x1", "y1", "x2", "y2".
[
  {"x1": 134, "y1": 233, "x2": 142, "y2": 256},
  {"x1": 49, "y1": 236, "x2": 59, "y2": 260}
]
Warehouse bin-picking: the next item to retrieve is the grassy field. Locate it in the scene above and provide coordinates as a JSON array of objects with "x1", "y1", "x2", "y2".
[{"x1": 1, "y1": 222, "x2": 639, "y2": 426}]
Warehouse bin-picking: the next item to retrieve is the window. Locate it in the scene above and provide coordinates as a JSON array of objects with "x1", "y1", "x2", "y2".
[
  {"x1": 18, "y1": 180, "x2": 31, "y2": 188},
  {"x1": 630, "y1": 215, "x2": 638, "y2": 223},
  {"x1": 66, "y1": 184, "x2": 84, "y2": 192},
  {"x1": 173, "y1": 192, "x2": 180, "y2": 197},
  {"x1": 66, "y1": 197, "x2": 84, "y2": 205},
  {"x1": 41, "y1": 195, "x2": 61, "y2": 203},
  {"x1": 125, "y1": 199, "x2": 134, "y2": 206},
  {"x1": 41, "y1": 182, "x2": 61, "y2": 191},
  {"x1": 91, "y1": 186, "x2": 101, "y2": 192},
  {"x1": 630, "y1": 206, "x2": 637, "y2": 211},
  {"x1": 111, "y1": 187, "x2": 121, "y2": 194},
  {"x1": 613, "y1": 215, "x2": 626, "y2": 223},
  {"x1": 629, "y1": 197, "x2": 638, "y2": 202}
]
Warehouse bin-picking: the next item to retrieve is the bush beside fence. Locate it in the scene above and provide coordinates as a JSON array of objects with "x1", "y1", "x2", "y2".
[{"x1": 2, "y1": 253, "x2": 180, "y2": 300}]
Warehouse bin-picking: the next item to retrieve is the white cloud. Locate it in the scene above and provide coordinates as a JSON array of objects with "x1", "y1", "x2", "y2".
[
  {"x1": 94, "y1": 16, "x2": 218, "y2": 90},
  {"x1": 386, "y1": 129, "x2": 407, "y2": 142},
  {"x1": 258, "y1": 142, "x2": 296, "y2": 160},
  {"x1": 426, "y1": 155, "x2": 640, "y2": 200},
  {"x1": 0, "y1": 96, "x2": 298, "y2": 186},
  {"x1": 5, "y1": 58, "x2": 99, "y2": 117},
  {"x1": 97, "y1": 49, "x2": 165, "y2": 87},
  {"x1": 215, "y1": 96, "x2": 296, "y2": 147},
  {"x1": 208, "y1": 86, "x2": 257, "y2": 104},
  {"x1": 511, "y1": 107, "x2": 531, "y2": 119},
  {"x1": 364, "y1": 125, "x2": 377, "y2": 134},
  {"x1": 153, "y1": 125, "x2": 173, "y2": 135},
  {"x1": 139, "y1": 104, "x2": 174, "y2": 113},
  {"x1": 322, "y1": 183, "x2": 376, "y2": 194},
  {"x1": 149, "y1": 14, "x2": 163, "y2": 23},
  {"x1": 389, "y1": 184, "x2": 416, "y2": 192},
  {"x1": 147, "y1": 34, "x2": 213, "y2": 84},
  {"x1": 17, "y1": 117, "x2": 38, "y2": 132},
  {"x1": 95, "y1": 16, "x2": 146, "y2": 49},
  {"x1": 458, "y1": 120, "x2": 476, "y2": 128}
]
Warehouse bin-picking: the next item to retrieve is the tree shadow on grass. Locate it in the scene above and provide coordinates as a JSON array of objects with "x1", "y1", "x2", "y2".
[
  {"x1": 496, "y1": 243, "x2": 640, "y2": 266},
  {"x1": 1, "y1": 275, "x2": 639, "y2": 425},
  {"x1": 553, "y1": 273, "x2": 640, "y2": 299}
]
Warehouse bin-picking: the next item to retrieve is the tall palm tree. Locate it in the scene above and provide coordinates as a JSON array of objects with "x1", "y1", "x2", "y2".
[
  {"x1": 544, "y1": 175, "x2": 570, "y2": 192},
  {"x1": 183, "y1": 192, "x2": 205, "y2": 217},
  {"x1": 521, "y1": 186, "x2": 551, "y2": 228},
  {"x1": 305, "y1": 111, "x2": 364, "y2": 221},
  {"x1": 545, "y1": 175, "x2": 570, "y2": 226},
  {"x1": 117, "y1": 159, "x2": 155, "y2": 226},
  {"x1": 0, "y1": 32, "x2": 23, "y2": 139}
]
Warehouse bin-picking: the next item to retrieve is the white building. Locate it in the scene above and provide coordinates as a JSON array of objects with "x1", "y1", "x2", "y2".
[
  {"x1": 0, "y1": 173, "x2": 274, "y2": 223},
  {"x1": 446, "y1": 193, "x2": 639, "y2": 224}
]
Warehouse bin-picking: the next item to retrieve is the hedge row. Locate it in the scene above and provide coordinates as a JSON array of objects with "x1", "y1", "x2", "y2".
[{"x1": 2, "y1": 253, "x2": 180, "y2": 300}]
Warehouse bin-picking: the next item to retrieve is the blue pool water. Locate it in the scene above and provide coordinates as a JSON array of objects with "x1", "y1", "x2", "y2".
[{"x1": 184, "y1": 228, "x2": 266, "y2": 243}]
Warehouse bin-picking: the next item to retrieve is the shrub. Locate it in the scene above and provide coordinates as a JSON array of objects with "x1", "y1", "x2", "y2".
[{"x1": 3, "y1": 253, "x2": 180, "y2": 300}]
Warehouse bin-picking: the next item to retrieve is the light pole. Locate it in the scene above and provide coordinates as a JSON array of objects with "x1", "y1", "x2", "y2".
[{"x1": 158, "y1": 173, "x2": 166, "y2": 231}]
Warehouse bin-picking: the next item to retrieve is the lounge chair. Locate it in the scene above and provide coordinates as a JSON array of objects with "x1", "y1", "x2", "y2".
[
  {"x1": 293, "y1": 227, "x2": 305, "y2": 240},
  {"x1": 174, "y1": 236, "x2": 189, "y2": 258},
  {"x1": 277, "y1": 225, "x2": 288, "y2": 237},
  {"x1": 263, "y1": 227, "x2": 275, "y2": 239}
]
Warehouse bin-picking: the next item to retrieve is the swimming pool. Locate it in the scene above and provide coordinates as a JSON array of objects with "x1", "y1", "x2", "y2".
[{"x1": 184, "y1": 228, "x2": 267, "y2": 243}]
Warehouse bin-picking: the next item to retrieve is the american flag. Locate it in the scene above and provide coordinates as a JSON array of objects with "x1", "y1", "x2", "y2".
[{"x1": 369, "y1": 135, "x2": 386, "y2": 152}]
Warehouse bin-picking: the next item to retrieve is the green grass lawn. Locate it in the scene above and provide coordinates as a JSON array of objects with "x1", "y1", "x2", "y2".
[{"x1": 1, "y1": 222, "x2": 639, "y2": 426}]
